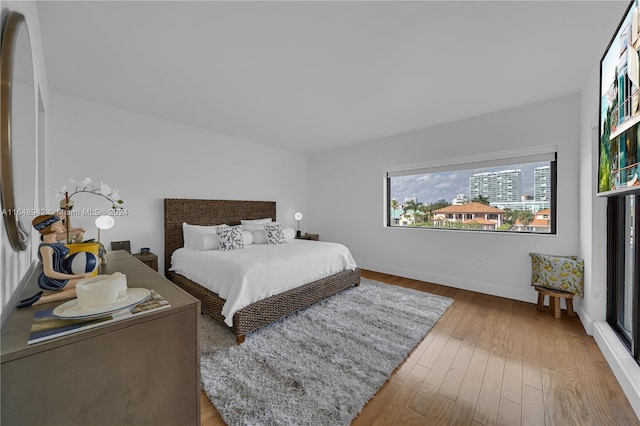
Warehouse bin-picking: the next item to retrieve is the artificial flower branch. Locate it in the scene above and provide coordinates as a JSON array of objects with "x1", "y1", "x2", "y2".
[
  {"x1": 63, "y1": 186, "x2": 124, "y2": 209},
  {"x1": 56, "y1": 178, "x2": 125, "y2": 243},
  {"x1": 58, "y1": 177, "x2": 124, "y2": 209}
]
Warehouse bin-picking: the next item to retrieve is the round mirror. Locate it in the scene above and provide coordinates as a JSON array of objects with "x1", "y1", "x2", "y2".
[{"x1": 1, "y1": 11, "x2": 36, "y2": 251}]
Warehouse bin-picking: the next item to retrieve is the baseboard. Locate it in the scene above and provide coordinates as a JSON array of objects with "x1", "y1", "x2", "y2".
[
  {"x1": 357, "y1": 260, "x2": 537, "y2": 304},
  {"x1": 592, "y1": 321, "x2": 640, "y2": 421},
  {"x1": 576, "y1": 302, "x2": 594, "y2": 335}
]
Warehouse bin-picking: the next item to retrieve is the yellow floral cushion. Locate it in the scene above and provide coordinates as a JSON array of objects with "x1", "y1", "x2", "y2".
[{"x1": 529, "y1": 252, "x2": 584, "y2": 298}]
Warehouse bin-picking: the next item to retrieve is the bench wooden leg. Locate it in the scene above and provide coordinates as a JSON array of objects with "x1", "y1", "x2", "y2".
[
  {"x1": 534, "y1": 286, "x2": 575, "y2": 319},
  {"x1": 552, "y1": 297, "x2": 561, "y2": 318},
  {"x1": 537, "y1": 292, "x2": 544, "y2": 311}
]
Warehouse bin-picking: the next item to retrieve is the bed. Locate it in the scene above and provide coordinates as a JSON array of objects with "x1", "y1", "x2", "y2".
[{"x1": 164, "y1": 199, "x2": 361, "y2": 343}]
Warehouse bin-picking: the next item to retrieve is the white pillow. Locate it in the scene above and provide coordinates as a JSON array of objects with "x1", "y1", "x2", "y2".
[
  {"x1": 242, "y1": 224, "x2": 265, "y2": 232},
  {"x1": 217, "y1": 225, "x2": 244, "y2": 251},
  {"x1": 183, "y1": 223, "x2": 228, "y2": 250},
  {"x1": 196, "y1": 233, "x2": 219, "y2": 251},
  {"x1": 242, "y1": 230, "x2": 254, "y2": 246},
  {"x1": 251, "y1": 230, "x2": 268, "y2": 244},
  {"x1": 265, "y1": 222, "x2": 287, "y2": 245},
  {"x1": 182, "y1": 222, "x2": 195, "y2": 248},
  {"x1": 283, "y1": 227, "x2": 296, "y2": 240},
  {"x1": 240, "y1": 218, "x2": 272, "y2": 225}
]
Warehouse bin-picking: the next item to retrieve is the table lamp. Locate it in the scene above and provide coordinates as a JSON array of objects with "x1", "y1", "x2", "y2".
[
  {"x1": 95, "y1": 215, "x2": 115, "y2": 244},
  {"x1": 294, "y1": 212, "x2": 303, "y2": 238}
]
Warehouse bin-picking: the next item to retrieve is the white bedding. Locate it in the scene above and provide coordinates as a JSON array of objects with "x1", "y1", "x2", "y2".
[{"x1": 170, "y1": 239, "x2": 358, "y2": 326}]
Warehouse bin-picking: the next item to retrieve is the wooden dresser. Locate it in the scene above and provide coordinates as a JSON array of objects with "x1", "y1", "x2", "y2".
[{"x1": 1, "y1": 250, "x2": 201, "y2": 425}]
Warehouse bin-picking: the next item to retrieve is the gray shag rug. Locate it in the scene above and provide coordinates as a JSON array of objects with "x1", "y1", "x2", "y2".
[{"x1": 199, "y1": 278, "x2": 453, "y2": 426}]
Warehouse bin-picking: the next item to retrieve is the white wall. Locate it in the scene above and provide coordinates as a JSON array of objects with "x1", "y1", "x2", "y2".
[
  {"x1": 309, "y1": 95, "x2": 581, "y2": 304},
  {"x1": 46, "y1": 93, "x2": 308, "y2": 273},
  {"x1": 1, "y1": 2, "x2": 49, "y2": 326},
  {"x1": 578, "y1": 60, "x2": 609, "y2": 330}
]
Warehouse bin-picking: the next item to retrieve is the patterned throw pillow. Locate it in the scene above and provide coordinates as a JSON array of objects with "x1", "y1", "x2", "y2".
[
  {"x1": 265, "y1": 222, "x2": 286, "y2": 245},
  {"x1": 217, "y1": 225, "x2": 244, "y2": 251},
  {"x1": 529, "y1": 252, "x2": 584, "y2": 298}
]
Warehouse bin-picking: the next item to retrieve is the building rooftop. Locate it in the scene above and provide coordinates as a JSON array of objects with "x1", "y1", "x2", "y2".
[
  {"x1": 515, "y1": 217, "x2": 550, "y2": 227},
  {"x1": 466, "y1": 217, "x2": 498, "y2": 225},
  {"x1": 433, "y1": 202, "x2": 505, "y2": 214}
]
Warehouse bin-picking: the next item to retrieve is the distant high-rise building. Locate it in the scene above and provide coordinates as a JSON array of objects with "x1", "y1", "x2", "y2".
[
  {"x1": 469, "y1": 169, "x2": 522, "y2": 203},
  {"x1": 534, "y1": 166, "x2": 551, "y2": 201},
  {"x1": 451, "y1": 194, "x2": 470, "y2": 205}
]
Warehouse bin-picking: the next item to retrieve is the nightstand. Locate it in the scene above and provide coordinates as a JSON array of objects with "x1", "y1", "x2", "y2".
[
  {"x1": 295, "y1": 233, "x2": 319, "y2": 241},
  {"x1": 133, "y1": 251, "x2": 158, "y2": 271}
]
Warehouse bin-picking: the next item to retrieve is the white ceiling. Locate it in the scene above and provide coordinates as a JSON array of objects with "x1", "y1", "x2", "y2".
[{"x1": 36, "y1": 1, "x2": 629, "y2": 154}]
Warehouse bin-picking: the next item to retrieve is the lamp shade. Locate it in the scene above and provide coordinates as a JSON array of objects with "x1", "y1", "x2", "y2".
[{"x1": 95, "y1": 215, "x2": 115, "y2": 230}]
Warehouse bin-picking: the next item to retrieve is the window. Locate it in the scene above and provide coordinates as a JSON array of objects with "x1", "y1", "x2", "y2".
[
  {"x1": 607, "y1": 195, "x2": 640, "y2": 364},
  {"x1": 385, "y1": 146, "x2": 557, "y2": 234}
]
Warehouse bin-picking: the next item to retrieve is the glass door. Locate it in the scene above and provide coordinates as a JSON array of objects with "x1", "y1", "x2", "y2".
[{"x1": 607, "y1": 195, "x2": 639, "y2": 364}]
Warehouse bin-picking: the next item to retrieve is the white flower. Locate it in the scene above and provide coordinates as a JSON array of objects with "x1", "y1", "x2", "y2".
[
  {"x1": 55, "y1": 185, "x2": 68, "y2": 199},
  {"x1": 57, "y1": 177, "x2": 124, "y2": 209},
  {"x1": 100, "y1": 182, "x2": 112, "y2": 196}
]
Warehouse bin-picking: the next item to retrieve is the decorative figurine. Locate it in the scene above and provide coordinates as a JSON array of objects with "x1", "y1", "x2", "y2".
[
  {"x1": 17, "y1": 214, "x2": 95, "y2": 308},
  {"x1": 56, "y1": 199, "x2": 85, "y2": 243}
]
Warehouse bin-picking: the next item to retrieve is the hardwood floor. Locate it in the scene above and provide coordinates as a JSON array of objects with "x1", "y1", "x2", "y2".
[{"x1": 200, "y1": 270, "x2": 639, "y2": 426}]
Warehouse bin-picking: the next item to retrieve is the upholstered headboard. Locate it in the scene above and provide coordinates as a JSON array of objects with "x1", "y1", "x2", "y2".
[{"x1": 163, "y1": 199, "x2": 276, "y2": 275}]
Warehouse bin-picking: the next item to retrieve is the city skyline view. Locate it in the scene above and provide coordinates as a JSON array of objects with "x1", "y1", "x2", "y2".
[{"x1": 389, "y1": 162, "x2": 547, "y2": 206}]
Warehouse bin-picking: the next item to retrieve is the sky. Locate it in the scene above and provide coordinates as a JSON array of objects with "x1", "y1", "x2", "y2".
[{"x1": 390, "y1": 162, "x2": 545, "y2": 206}]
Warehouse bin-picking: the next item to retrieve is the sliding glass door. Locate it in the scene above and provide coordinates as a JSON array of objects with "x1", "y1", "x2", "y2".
[{"x1": 607, "y1": 195, "x2": 640, "y2": 364}]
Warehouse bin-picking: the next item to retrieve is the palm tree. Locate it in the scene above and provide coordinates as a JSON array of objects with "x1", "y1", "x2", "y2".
[
  {"x1": 390, "y1": 199, "x2": 399, "y2": 222},
  {"x1": 405, "y1": 199, "x2": 421, "y2": 224},
  {"x1": 503, "y1": 208, "x2": 516, "y2": 226},
  {"x1": 402, "y1": 204, "x2": 409, "y2": 220},
  {"x1": 519, "y1": 210, "x2": 535, "y2": 226},
  {"x1": 472, "y1": 194, "x2": 490, "y2": 205},
  {"x1": 418, "y1": 204, "x2": 431, "y2": 223}
]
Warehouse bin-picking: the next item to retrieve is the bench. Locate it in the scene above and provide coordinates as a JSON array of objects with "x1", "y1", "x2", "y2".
[{"x1": 535, "y1": 285, "x2": 575, "y2": 319}]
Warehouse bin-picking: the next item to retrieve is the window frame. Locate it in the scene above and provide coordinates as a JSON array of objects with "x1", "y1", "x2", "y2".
[{"x1": 384, "y1": 145, "x2": 558, "y2": 235}]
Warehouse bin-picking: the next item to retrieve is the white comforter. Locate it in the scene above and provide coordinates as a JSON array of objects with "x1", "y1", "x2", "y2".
[{"x1": 170, "y1": 239, "x2": 357, "y2": 326}]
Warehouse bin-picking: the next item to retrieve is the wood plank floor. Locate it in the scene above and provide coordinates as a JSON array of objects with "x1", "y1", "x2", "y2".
[{"x1": 200, "y1": 270, "x2": 640, "y2": 426}]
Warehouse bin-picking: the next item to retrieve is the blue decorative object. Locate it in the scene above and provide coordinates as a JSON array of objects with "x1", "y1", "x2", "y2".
[{"x1": 64, "y1": 251, "x2": 99, "y2": 275}]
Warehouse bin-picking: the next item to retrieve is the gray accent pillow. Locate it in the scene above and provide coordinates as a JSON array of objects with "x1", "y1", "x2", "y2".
[
  {"x1": 217, "y1": 225, "x2": 245, "y2": 251},
  {"x1": 265, "y1": 222, "x2": 287, "y2": 245}
]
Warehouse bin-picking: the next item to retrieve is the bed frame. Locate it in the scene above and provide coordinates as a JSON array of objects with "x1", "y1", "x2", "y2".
[{"x1": 163, "y1": 199, "x2": 361, "y2": 343}]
